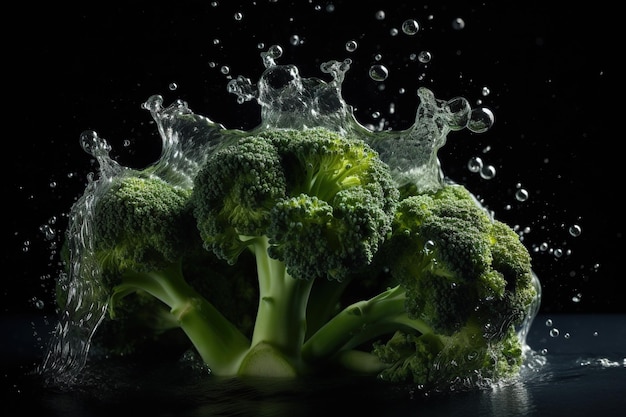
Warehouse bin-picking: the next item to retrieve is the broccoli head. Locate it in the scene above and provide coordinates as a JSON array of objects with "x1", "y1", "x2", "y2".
[{"x1": 192, "y1": 127, "x2": 399, "y2": 282}]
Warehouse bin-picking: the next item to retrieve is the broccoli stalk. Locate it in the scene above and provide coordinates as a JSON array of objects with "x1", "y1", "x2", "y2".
[
  {"x1": 240, "y1": 235, "x2": 314, "y2": 375},
  {"x1": 109, "y1": 262, "x2": 250, "y2": 374}
]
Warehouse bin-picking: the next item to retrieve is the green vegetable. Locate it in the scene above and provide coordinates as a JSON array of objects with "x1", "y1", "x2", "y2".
[{"x1": 62, "y1": 126, "x2": 538, "y2": 390}]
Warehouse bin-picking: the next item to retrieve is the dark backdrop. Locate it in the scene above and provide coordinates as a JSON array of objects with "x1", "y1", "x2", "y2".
[{"x1": 4, "y1": 1, "x2": 621, "y2": 322}]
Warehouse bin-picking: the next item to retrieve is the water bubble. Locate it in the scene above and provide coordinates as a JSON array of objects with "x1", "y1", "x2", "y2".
[
  {"x1": 569, "y1": 224, "x2": 582, "y2": 237},
  {"x1": 389, "y1": 28, "x2": 399, "y2": 36},
  {"x1": 423, "y1": 240, "x2": 435, "y2": 254},
  {"x1": 564, "y1": 333, "x2": 570, "y2": 339},
  {"x1": 417, "y1": 51, "x2": 432, "y2": 63},
  {"x1": 515, "y1": 188, "x2": 529, "y2": 202},
  {"x1": 467, "y1": 107, "x2": 495, "y2": 133},
  {"x1": 481, "y1": 86, "x2": 490, "y2": 96},
  {"x1": 572, "y1": 293, "x2": 582, "y2": 303},
  {"x1": 290, "y1": 34, "x2": 300, "y2": 46},
  {"x1": 480, "y1": 165, "x2": 496, "y2": 180},
  {"x1": 220, "y1": 65, "x2": 230, "y2": 75},
  {"x1": 369, "y1": 64, "x2": 389, "y2": 81},
  {"x1": 168, "y1": 82, "x2": 178, "y2": 91},
  {"x1": 325, "y1": 4, "x2": 335, "y2": 12},
  {"x1": 79, "y1": 130, "x2": 111, "y2": 157},
  {"x1": 452, "y1": 17, "x2": 466, "y2": 30},
  {"x1": 375, "y1": 10, "x2": 386, "y2": 20},
  {"x1": 553, "y1": 248, "x2": 563, "y2": 258},
  {"x1": 33, "y1": 298, "x2": 45, "y2": 310},
  {"x1": 545, "y1": 319, "x2": 553, "y2": 326},
  {"x1": 550, "y1": 328, "x2": 560, "y2": 337},
  {"x1": 402, "y1": 19, "x2": 420, "y2": 35},
  {"x1": 39, "y1": 224, "x2": 56, "y2": 241},
  {"x1": 234, "y1": 12, "x2": 243, "y2": 21},
  {"x1": 345, "y1": 40, "x2": 358, "y2": 52},
  {"x1": 467, "y1": 156, "x2": 483, "y2": 173}
]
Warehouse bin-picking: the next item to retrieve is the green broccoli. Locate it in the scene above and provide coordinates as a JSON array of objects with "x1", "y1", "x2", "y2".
[
  {"x1": 301, "y1": 183, "x2": 538, "y2": 389},
  {"x1": 86, "y1": 172, "x2": 253, "y2": 374},
  {"x1": 191, "y1": 127, "x2": 399, "y2": 375},
  {"x1": 60, "y1": 125, "x2": 539, "y2": 392}
]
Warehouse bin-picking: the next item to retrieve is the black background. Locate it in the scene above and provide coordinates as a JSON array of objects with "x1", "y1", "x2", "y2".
[{"x1": 4, "y1": 0, "x2": 621, "y2": 323}]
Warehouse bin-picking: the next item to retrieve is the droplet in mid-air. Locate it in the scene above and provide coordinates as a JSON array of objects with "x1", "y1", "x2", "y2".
[
  {"x1": 369, "y1": 64, "x2": 389, "y2": 81},
  {"x1": 402, "y1": 19, "x2": 420, "y2": 35}
]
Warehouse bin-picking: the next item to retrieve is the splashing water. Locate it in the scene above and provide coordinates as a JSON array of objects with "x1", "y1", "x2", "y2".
[{"x1": 38, "y1": 45, "x2": 537, "y2": 387}]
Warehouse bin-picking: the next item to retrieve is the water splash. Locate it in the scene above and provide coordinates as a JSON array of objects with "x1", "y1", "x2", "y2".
[{"x1": 39, "y1": 45, "x2": 514, "y2": 386}]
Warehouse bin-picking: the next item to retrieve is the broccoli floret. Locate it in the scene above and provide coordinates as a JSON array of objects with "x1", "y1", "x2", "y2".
[
  {"x1": 302, "y1": 183, "x2": 538, "y2": 389},
  {"x1": 87, "y1": 173, "x2": 252, "y2": 374},
  {"x1": 191, "y1": 127, "x2": 399, "y2": 375}
]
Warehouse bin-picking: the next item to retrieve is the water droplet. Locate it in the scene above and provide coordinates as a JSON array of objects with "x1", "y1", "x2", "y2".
[
  {"x1": 467, "y1": 107, "x2": 494, "y2": 133},
  {"x1": 369, "y1": 64, "x2": 389, "y2": 81},
  {"x1": 569, "y1": 224, "x2": 582, "y2": 237},
  {"x1": 402, "y1": 19, "x2": 420, "y2": 35},
  {"x1": 467, "y1": 156, "x2": 483, "y2": 173},
  {"x1": 345, "y1": 40, "x2": 358, "y2": 52},
  {"x1": 515, "y1": 188, "x2": 529, "y2": 202},
  {"x1": 417, "y1": 51, "x2": 432, "y2": 63},
  {"x1": 452, "y1": 17, "x2": 465, "y2": 30},
  {"x1": 423, "y1": 240, "x2": 435, "y2": 254},
  {"x1": 479, "y1": 165, "x2": 496, "y2": 180},
  {"x1": 39, "y1": 224, "x2": 56, "y2": 241}
]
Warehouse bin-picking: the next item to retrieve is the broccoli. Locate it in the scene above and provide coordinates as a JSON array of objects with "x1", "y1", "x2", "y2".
[
  {"x1": 60, "y1": 126, "x2": 539, "y2": 391},
  {"x1": 84, "y1": 172, "x2": 254, "y2": 374},
  {"x1": 301, "y1": 183, "x2": 538, "y2": 389}
]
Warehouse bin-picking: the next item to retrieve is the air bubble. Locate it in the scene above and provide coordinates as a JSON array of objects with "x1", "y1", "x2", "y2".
[
  {"x1": 515, "y1": 188, "x2": 529, "y2": 202},
  {"x1": 402, "y1": 19, "x2": 420, "y2": 35},
  {"x1": 345, "y1": 40, "x2": 358, "y2": 52},
  {"x1": 479, "y1": 165, "x2": 496, "y2": 180},
  {"x1": 569, "y1": 224, "x2": 582, "y2": 237},
  {"x1": 467, "y1": 107, "x2": 494, "y2": 133},
  {"x1": 369, "y1": 64, "x2": 389, "y2": 81},
  {"x1": 452, "y1": 17, "x2": 465, "y2": 30},
  {"x1": 467, "y1": 156, "x2": 483, "y2": 172},
  {"x1": 550, "y1": 328, "x2": 560, "y2": 337},
  {"x1": 375, "y1": 10, "x2": 385, "y2": 20},
  {"x1": 417, "y1": 51, "x2": 432, "y2": 63}
]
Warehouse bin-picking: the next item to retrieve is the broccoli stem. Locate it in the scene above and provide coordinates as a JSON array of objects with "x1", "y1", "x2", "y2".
[
  {"x1": 247, "y1": 236, "x2": 314, "y2": 369},
  {"x1": 302, "y1": 285, "x2": 433, "y2": 363},
  {"x1": 111, "y1": 262, "x2": 250, "y2": 375}
]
